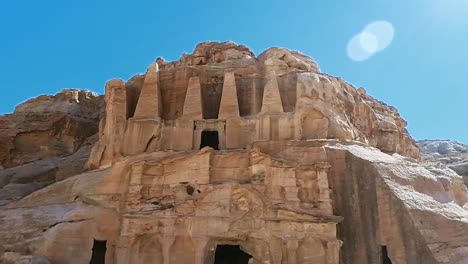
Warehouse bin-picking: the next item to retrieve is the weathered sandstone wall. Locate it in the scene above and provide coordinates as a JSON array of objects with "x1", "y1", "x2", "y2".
[
  {"x1": 87, "y1": 42, "x2": 419, "y2": 169},
  {"x1": 0, "y1": 42, "x2": 466, "y2": 264}
]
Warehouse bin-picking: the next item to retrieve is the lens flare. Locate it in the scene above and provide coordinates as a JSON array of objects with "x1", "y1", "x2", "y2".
[
  {"x1": 347, "y1": 33, "x2": 374, "y2": 62},
  {"x1": 359, "y1": 31, "x2": 379, "y2": 53},
  {"x1": 347, "y1": 20, "x2": 395, "y2": 61},
  {"x1": 364, "y1": 21, "x2": 395, "y2": 52}
]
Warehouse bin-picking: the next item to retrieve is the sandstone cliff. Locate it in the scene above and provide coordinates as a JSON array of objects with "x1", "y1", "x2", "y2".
[
  {"x1": 0, "y1": 90, "x2": 102, "y2": 206},
  {"x1": 0, "y1": 42, "x2": 466, "y2": 264}
]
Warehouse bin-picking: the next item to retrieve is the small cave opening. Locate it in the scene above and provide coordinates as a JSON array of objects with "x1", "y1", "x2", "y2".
[
  {"x1": 89, "y1": 240, "x2": 106, "y2": 264},
  {"x1": 214, "y1": 245, "x2": 252, "y2": 264},
  {"x1": 381, "y1": 246, "x2": 392, "y2": 264},
  {"x1": 200, "y1": 131, "x2": 219, "y2": 150}
]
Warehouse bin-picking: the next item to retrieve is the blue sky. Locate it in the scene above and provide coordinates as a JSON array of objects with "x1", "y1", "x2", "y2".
[{"x1": 1, "y1": 0, "x2": 467, "y2": 142}]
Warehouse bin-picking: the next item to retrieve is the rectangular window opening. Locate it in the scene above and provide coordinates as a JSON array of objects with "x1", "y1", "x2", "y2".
[{"x1": 200, "y1": 131, "x2": 219, "y2": 150}]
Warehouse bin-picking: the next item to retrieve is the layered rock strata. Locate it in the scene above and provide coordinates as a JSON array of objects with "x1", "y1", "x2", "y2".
[
  {"x1": 1, "y1": 42, "x2": 466, "y2": 264},
  {"x1": 0, "y1": 90, "x2": 102, "y2": 206}
]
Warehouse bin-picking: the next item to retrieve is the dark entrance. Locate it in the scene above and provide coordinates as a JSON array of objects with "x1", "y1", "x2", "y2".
[
  {"x1": 89, "y1": 240, "x2": 106, "y2": 264},
  {"x1": 200, "y1": 131, "x2": 219, "y2": 150},
  {"x1": 214, "y1": 245, "x2": 252, "y2": 264},
  {"x1": 381, "y1": 246, "x2": 392, "y2": 264}
]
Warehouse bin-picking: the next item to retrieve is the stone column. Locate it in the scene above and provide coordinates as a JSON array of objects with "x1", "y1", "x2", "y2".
[
  {"x1": 265, "y1": 168, "x2": 284, "y2": 203},
  {"x1": 114, "y1": 233, "x2": 134, "y2": 264},
  {"x1": 325, "y1": 240, "x2": 342, "y2": 264},
  {"x1": 159, "y1": 235, "x2": 176, "y2": 264},
  {"x1": 193, "y1": 237, "x2": 210, "y2": 264},
  {"x1": 268, "y1": 237, "x2": 283, "y2": 264},
  {"x1": 315, "y1": 162, "x2": 333, "y2": 213},
  {"x1": 114, "y1": 238, "x2": 129, "y2": 264},
  {"x1": 285, "y1": 239, "x2": 299, "y2": 264}
]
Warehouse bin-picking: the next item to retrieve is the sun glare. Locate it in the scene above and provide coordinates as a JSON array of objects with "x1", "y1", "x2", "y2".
[{"x1": 347, "y1": 20, "x2": 395, "y2": 62}]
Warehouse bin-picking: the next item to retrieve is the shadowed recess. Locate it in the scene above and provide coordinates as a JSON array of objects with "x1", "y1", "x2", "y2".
[
  {"x1": 89, "y1": 240, "x2": 106, "y2": 264},
  {"x1": 200, "y1": 131, "x2": 219, "y2": 150},
  {"x1": 214, "y1": 245, "x2": 252, "y2": 264}
]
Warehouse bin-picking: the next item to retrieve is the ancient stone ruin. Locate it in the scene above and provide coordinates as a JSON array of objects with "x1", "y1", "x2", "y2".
[{"x1": 1, "y1": 42, "x2": 467, "y2": 264}]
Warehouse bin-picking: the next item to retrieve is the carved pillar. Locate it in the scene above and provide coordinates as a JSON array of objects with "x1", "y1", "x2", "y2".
[
  {"x1": 159, "y1": 235, "x2": 176, "y2": 264},
  {"x1": 285, "y1": 239, "x2": 299, "y2": 264},
  {"x1": 297, "y1": 168, "x2": 317, "y2": 209},
  {"x1": 325, "y1": 240, "x2": 342, "y2": 264},
  {"x1": 114, "y1": 236, "x2": 131, "y2": 264},
  {"x1": 193, "y1": 237, "x2": 210, "y2": 264},
  {"x1": 268, "y1": 237, "x2": 283, "y2": 264},
  {"x1": 265, "y1": 167, "x2": 284, "y2": 203},
  {"x1": 315, "y1": 162, "x2": 332, "y2": 213}
]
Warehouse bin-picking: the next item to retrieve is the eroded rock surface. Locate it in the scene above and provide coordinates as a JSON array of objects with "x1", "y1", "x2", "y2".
[
  {"x1": 0, "y1": 42, "x2": 466, "y2": 264},
  {"x1": 88, "y1": 41, "x2": 419, "y2": 170},
  {"x1": 0, "y1": 90, "x2": 102, "y2": 205},
  {"x1": 418, "y1": 140, "x2": 468, "y2": 186}
]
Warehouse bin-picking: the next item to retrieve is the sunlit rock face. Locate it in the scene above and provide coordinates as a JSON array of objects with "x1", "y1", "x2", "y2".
[
  {"x1": 87, "y1": 41, "x2": 419, "y2": 169},
  {"x1": 418, "y1": 140, "x2": 468, "y2": 186},
  {"x1": 1, "y1": 42, "x2": 467, "y2": 264},
  {"x1": 0, "y1": 90, "x2": 103, "y2": 206}
]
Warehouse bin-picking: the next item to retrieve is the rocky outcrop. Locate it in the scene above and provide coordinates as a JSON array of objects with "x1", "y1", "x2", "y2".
[
  {"x1": 0, "y1": 42, "x2": 465, "y2": 264},
  {"x1": 0, "y1": 90, "x2": 102, "y2": 206},
  {"x1": 325, "y1": 143, "x2": 468, "y2": 264},
  {"x1": 418, "y1": 140, "x2": 468, "y2": 186}
]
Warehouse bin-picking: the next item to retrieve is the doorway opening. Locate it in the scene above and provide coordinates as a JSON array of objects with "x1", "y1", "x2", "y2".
[
  {"x1": 200, "y1": 131, "x2": 219, "y2": 150},
  {"x1": 381, "y1": 246, "x2": 392, "y2": 264},
  {"x1": 89, "y1": 240, "x2": 106, "y2": 264},
  {"x1": 214, "y1": 245, "x2": 252, "y2": 264}
]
